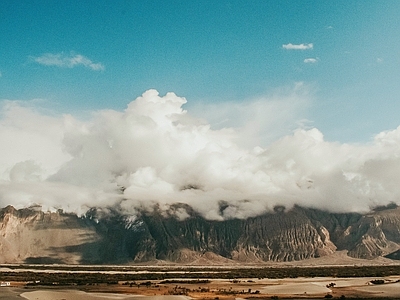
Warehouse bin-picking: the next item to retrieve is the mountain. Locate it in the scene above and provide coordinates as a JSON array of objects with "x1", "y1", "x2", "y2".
[{"x1": 1, "y1": 204, "x2": 400, "y2": 264}]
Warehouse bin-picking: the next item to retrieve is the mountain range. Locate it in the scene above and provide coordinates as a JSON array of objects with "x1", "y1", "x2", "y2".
[{"x1": 1, "y1": 204, "x2": 400, "y2": 265}]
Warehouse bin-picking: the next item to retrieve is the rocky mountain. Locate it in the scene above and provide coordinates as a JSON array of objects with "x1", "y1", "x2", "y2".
[{"x1": 1, "y1": 204, "x2": 400, "y2": 264}]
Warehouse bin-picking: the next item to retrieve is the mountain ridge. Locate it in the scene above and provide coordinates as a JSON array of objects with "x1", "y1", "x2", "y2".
[{"x1": 1, "y1": 204, "x2": 400, "y2": 265}]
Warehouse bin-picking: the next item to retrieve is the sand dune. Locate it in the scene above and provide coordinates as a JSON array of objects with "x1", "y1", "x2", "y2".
[
  {"x1": 261, "y1": 282, "x2": 331, "y2": 295},
  {"x1": 21, "y1": 291, "x2": 192, "y2": 300}
]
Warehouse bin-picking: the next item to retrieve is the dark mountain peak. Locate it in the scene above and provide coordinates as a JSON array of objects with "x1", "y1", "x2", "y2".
[{"x1": 371, "y1": 202, "x2": 398, "y2": 212}]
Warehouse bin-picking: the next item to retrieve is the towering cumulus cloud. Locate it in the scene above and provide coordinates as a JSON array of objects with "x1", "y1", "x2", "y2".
[{"x1": 1, "y1": 90, "x2": 400, "y2": 219}]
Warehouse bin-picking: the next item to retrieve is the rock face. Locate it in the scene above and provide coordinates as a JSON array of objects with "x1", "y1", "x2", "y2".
[
  {"x1": 0, "y1": 205, "x2": 100, "y2": 264},
  {"x1": 1, "y1": 204, "x2": 400, "y2": 264}
]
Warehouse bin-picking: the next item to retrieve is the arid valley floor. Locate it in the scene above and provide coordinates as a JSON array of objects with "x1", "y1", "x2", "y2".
[{"x1": 2, "y1": 256, "x2": 400, "y2": 300}]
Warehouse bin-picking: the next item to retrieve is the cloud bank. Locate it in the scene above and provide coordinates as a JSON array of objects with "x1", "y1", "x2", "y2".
[
  {"x1": 32, "y1": 52, "x2": 105, "y2": 71},
  {"x1": 1, "y1": 90, "x2": 400, "y2": 219}
]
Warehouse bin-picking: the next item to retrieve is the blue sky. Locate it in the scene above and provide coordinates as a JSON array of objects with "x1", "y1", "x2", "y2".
[
  {"x1": 1, "y1": 0, "x2": 400, "y2": 143},
  {"x1": 3, "y1": 1, "x2": 400, "y2": 214}
]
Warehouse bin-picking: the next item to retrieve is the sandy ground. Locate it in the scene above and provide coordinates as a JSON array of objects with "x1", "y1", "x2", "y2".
[
  {"x1": 0, "y1": 287, "x2": 26, "y2": 300},
  {"x1": 261, "y1": 282, "x2": 331, "y2": 295},
  {"x1": 256, "y1": 276, "x2": 400, "y2": 298},
  {"x1": 354, "y1": 281, "x2": 400, "y2": 297},
  {"x1": 3, "y1": 276, "x2": 400, "y2": 299},
  {"x1": 21, "y1": 290, "x2": 138, "y2": 300},
  {"x1": 20, "y1": 291, "x2": 192, "y2": 300}
]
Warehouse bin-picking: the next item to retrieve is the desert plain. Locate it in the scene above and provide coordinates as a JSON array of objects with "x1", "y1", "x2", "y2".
[
  {"x1": 2, "y1": 257, "x2": 400, "y2": 300},
  {"x1": 0, "y1": 276, "x2": 399, "y2": 299}
]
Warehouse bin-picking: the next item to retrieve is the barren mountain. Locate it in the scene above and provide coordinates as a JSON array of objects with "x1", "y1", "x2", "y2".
[{"x1": 1, "y1": 204, "x2": 400, "y2": 264}]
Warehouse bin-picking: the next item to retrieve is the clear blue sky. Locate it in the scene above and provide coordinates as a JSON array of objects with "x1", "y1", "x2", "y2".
[{"x1": 1, "y1": 0, "x2": 400, "y2": 143}]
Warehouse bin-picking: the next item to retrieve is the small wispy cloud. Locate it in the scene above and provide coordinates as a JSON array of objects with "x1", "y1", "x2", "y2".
[
  {"x1": 376, "y1": 58, "x2": 383, "y2": 63},
  {"x1": 282, "y1": 43, "x2": 313, "y2": 50},
  {"x1": 32, "y1": 52, "x2": 105, "y2": 71},
  {"x1": 304, "y1": 58, "x2": 318, "y2": 64}
]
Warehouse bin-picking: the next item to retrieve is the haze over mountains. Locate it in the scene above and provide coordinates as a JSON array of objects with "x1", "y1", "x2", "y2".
[
  {"x1": 1, "y1": 203, "x2": 400, "y2": 265},
  {"x1": 2, "y1": 90, "x2": 400, "y2": 220}
]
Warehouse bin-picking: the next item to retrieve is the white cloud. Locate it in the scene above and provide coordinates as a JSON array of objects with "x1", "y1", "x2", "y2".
[
  {"x1": 282, "y1": 43, "x2": 313, "y2": 50},
  {"x1": 0, "y1": 100, "x2": 71, "y2": 181},
  {"x1": 304, "y1": 58, "x2": 318, "y2": 64},
  {"x1": 32, "y1": 52, "x2": 105, "y2": 71},
  {"x1": 377, "y1": 58, "x2": 383, "y2": 63},
  {"x1": 1, "y1": 90, "x2": 400, "y2": 218},
  {"x1": 188, "y1": 82, "x2": 311, "y2": 147}
]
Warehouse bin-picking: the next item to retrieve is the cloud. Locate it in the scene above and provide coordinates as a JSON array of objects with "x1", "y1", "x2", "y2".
[
  {"x1": 304, "y1": 58, "x2": 318, "y2": 64},
  {"x1": 282, "y1": 43, "x2": 313, "y2": 50},
  {"x1": 188, "y1": 82, "x2": 311, "y2": 147},
  {"x1": 32, "y1": 52, "x2": 105, "y2": 71},
  {"x1": 0, "y1": 100, "x2": 71, "y2": 179},
  {"x1": 1, "y1": 90, "x2": 400, "y2": 219}
]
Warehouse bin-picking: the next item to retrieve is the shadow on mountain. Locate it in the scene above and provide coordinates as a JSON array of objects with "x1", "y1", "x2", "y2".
[
  {"x1": 385, "y1": 249, "x2": 400, "y2": 260},
  {"x1": 24, "y1": 256, "x2": 64, "y2": 264},
  {"x1": 47, "y1": 237, "x2": 133, "y2": 264}
]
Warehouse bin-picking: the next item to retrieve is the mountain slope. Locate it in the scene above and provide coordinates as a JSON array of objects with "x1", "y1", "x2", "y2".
[
  {"x1": 0, "y1": 205, "x2": 100, "y2": 264},
  {"x1": 1, "y1": 204, "x2": 400, "y2": 264}
]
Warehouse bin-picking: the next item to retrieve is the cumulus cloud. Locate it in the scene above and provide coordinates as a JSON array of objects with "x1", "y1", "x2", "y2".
[
  {"x1": 1, "y1": 90, "x2": 400, "y2": 219},
  {"x1": 304, "y1": 58, "x2": 318, "y2": 64},
  {"x1": 188, "y1": 82, "x2": 311, "y2": 147},
  {"x1": 32, "y1": 52, "x2": 105, "y2": 71},
  {"x1": 282, "y1": 43, "x2": 313, "y2": 50}
]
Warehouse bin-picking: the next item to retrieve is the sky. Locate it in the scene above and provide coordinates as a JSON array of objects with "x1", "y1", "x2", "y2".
[{"x1": 1, "y1": 1, "x2": 400, "y2": 218}]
